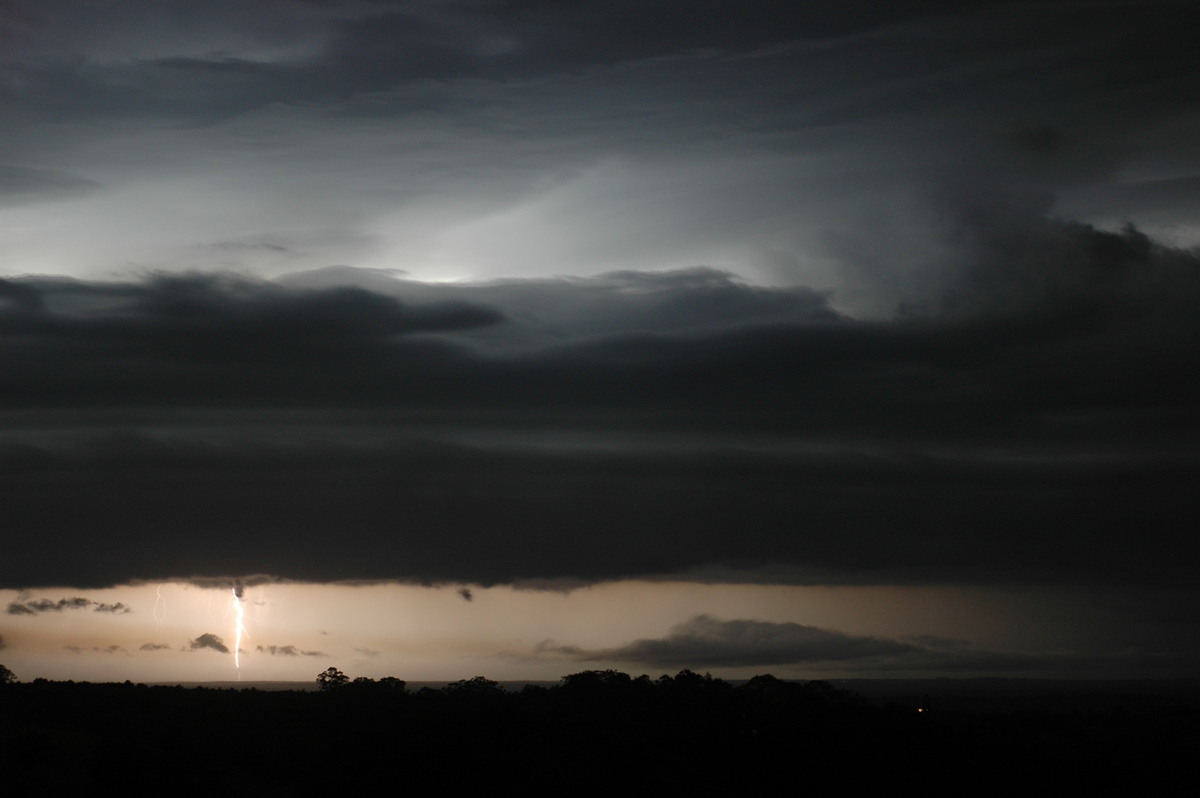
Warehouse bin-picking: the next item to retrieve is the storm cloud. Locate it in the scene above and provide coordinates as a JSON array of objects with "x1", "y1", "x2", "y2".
[
  {"x1": 2, "y1": 222, "x2": 1198, "y2": 591},
  {"x1": 0, "y1": 2, "x2": 1197, "y2": 683},
  {"x1": 0, "y1": 2, "x2": 1197, "y2": 619},
  {"x1": 1, "y1": 1, "x2": 1196, "y2": 286}
]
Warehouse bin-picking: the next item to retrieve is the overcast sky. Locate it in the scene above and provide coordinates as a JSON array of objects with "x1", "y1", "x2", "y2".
[{"x1": 2, "y1": 0, "x2": 1198, "y2": 683}]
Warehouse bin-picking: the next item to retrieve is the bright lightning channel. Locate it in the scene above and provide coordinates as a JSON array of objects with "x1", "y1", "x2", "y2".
[
  {"x1": 230, "y1": 586, "x2": 247, "y2": 676},
  {"x1": 153, "y1": 584, "x2": 166, "y2": 626}
]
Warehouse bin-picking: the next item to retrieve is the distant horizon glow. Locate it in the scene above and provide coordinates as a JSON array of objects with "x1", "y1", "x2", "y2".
[{"x1": 1, "y1": 579, "x2": 1191, "y2": 683}]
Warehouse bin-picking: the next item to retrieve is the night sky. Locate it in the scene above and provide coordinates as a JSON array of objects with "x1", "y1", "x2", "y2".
[{"x1": 2, "y1": 0, "x2": 1198, "y2": 683}]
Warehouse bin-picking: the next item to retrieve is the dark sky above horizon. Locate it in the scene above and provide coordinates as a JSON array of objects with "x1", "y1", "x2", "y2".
[{"x1": 2, "y1": 0, "x2": 1198, "y2": 681}]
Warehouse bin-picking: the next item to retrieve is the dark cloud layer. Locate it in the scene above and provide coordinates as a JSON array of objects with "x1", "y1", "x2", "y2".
[
  {"x1": 0, "y1": 1, "x2": 999, "y2": 124},
  {"x1": 3, "y1": 421, "x2": 1196, "y2": 589},
  {"x1": 2, "y1": 219, "x2": 1198, "y2": 590},
  {"x1": 0, "y1": 1, "x2": 1198, "y2": 614},
  {"x1": 0, "y1": 273, "x2": 500, "y2": 410}
]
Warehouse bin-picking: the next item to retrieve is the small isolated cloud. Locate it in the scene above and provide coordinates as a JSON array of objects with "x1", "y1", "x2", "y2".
[
  {"x1": 139, "y1": 642, "x2": 171, "y2": 651},
  {"x1": 587, "y1": 615, "x2": 919, "y2": 667},
  {"x1": 355, "y1": 648, "x2": 379, "y2": 659},
  {"x1": 533, "y1": 639, "x2": 583, "y2": 657},
  {"x1": 188, "y1": 633, "x2": 230, "y2": 654},
  {"x1": 66, "y1": 644, "x2": 125, "y2": 655},
  {"x1": 7, "y1": 597, "x2": 131, "y2": 615},
  {"x1": 457, "y1": 587, "x2": 473, "y2": 602},
  {"x1": 256, "y1": 644, "x2": 325, "y2": 657}
]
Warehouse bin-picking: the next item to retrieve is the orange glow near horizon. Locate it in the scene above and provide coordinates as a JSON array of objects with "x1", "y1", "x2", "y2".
[{"x1": 0, "y1": 580, "x2": 1163, "y2": 684}]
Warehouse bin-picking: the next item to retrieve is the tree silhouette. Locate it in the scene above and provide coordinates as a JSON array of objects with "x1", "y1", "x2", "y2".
[
  {"x1": 560, "y1": 669, "x2": 637, "y2": 699},
  {"x1": 0, "y1": 663, "x2": 16, "y2": 684},
  {"x1": 316, "y1": 666, "x2": 348, "y2": 691},
  {"x1": 442, "y1": 676, "x2": 503, "y2": 697},
  {"x1": 377, "y1": 676, "x2": 406, "y2": 692},
  {"x1": 562, "y1": 669, "x2": 633, "y2": 690}
]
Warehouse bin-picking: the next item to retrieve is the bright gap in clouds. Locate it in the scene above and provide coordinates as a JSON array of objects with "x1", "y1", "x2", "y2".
[{"x1": 1, "y1": 580, "x2": 1185, "y2": 684}]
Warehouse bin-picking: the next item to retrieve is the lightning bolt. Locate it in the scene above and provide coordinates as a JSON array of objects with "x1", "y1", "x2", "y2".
[
  {"x1": 230, "y1": 585, "x2": 247, "y2": 677},
  {"x1": 153, "y1": 584, "x2": 166, "y2": 627}
]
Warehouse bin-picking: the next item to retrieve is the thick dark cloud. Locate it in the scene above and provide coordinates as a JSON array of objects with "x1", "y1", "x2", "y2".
[
  {"x1": 188, "y1": 634, "x2": 230, "y2": 654},
  {"x1": 0, "y1": 278, "x2": 44, "y2": 312},
  {"x1": 6, "y1": 220, "x2": 1196, "y2": 426},
  {"x1": 0, "y1": 1, "x2": 1197, "y2": 607},
  {"x1": 3, "y1": 420, "x2": 1192, "y2": 588},
  {"x1": 0, "y1": 1, "x2": 1001, "y2": 123},
  {"x1": 283, "y1": 267, "x2": 843, "y2": 345},
  {"x1": 2, "y1": 222, "x2": 1198, "y2": 589},
  {"x1": 0, "y1": 273, "x2": 501, "y2": 408}
]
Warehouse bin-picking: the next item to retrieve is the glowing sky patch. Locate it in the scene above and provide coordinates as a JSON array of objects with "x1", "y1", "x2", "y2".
[{"x1": 1, "y1": 580, "x2": 1191, "y2": 683}]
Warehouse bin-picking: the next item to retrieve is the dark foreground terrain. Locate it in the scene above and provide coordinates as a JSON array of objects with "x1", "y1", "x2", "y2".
[{"x1": 2, "y1": 671, "x2": 1196, "y2": 794}]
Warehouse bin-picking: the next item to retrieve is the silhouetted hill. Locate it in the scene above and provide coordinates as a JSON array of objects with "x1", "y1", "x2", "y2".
[{"x1": 1, "y1": 672, "x2": 1195, "y2": 793}]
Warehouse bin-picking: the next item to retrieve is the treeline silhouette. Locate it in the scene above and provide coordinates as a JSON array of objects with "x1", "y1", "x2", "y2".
[{"x1": 1, "y1": 667, "x2": 1194, "y2": 793}]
